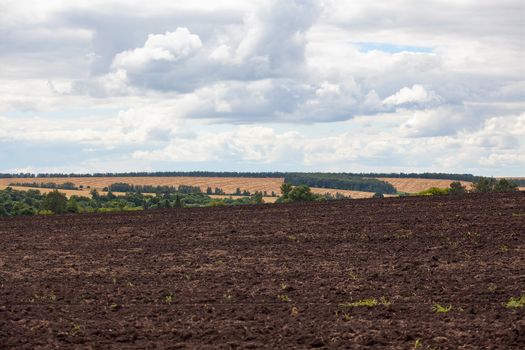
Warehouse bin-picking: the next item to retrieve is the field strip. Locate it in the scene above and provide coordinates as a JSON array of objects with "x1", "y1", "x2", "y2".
[
  {"x1": 0, "y1": 176, "x2": 285, "y2": 194},
  {"x1": 377, "y1": 178, "x2": 473, "y2": 193}
]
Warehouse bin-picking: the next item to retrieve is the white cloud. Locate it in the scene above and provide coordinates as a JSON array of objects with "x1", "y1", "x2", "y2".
[
  {"x1": 0, "y1": 0, "x2": 524, "y2": 175},
  {"x1": 112, "y1": 28, "x2": 202, "y2": 71},
  {"x1": 383, "y1": 84, "x2": 442, "y2": 107}
]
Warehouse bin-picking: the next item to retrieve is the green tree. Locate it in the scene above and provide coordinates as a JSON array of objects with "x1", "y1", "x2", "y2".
[
  {"x1": 43, "y1": 190, "x2": 67, "y2": 214},
  {"x1": 12, "y1": 202, "x2": 35, "y2": 215},
  {"x1": 288, "y1": 185, "x2": 316, "y2": 202},
  {"x1": 174, "y1": 195, "x2": 182, "y2": 208},
  {"x1": 67, "y1": 197, "x2": 80, "y2": 213},
  {"x1": 372, "y1": 192, "x2": 384, "y2": 198},
  {"x1": 471, "y1": 177, "x2": 496, "y2": 193},
  {"x1": 449, "y1": 181, "x2": 466, "y2": 195},
  {"x1": 0, "y1": 203, "x2": 8, "y2": 216},
  {"x1": 90, "y1": 189, "x2": 100, "y2": 201},
  {"x1": 251, "y1": 191, "x2": 264, "y2": 204},
  {"x1": 280, "y1": 183, "x2": 293, "y2": 198},
  {"x1": 494, "y1": 179, "x2": 518, "y2": 192}
]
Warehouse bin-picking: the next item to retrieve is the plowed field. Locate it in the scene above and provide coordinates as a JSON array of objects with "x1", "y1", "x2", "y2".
[{"x1": 1, "y1": 193, "x2": 524, "y2": 349}]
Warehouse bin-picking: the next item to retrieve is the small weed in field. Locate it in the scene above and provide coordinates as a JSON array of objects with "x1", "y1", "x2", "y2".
[
  {"x1": 379, "y1": 296, "x2": 392, "y2": 306},
  {"x1": 287, "y1": 235, "x2": 298, "y2": 241},
  {"x1": 499, "y1": 244, "x2": 509, "y2": 252},
  {"x1": 465, "y1": 231, "x2": 479, "y2": 239},
  {"x1": 49, "y1": 292, "x2": 57, "y2": 302},
  {"x1": 487, "y1": 283, "x2": 497, "y2": 292},
  {"x1": 278, "y1": 294, "x2": 292, "y2": 302},
  {"x1": 223, "y1": 293, "x2": 233, "y2": 301},
  {"x1": 71, "y1": 324, "x2": 82, "y2": 334},
  {"x1": 339, "y1": 297, "x2": 391, "y2": 308},
  {"x1": 394, "y1": 229, "x2": 412, "y2": 239},
  {"x1": 347, "y1": 269, "x2": 358, "y2": 280},
  {"x1": 165, "y1": 294, "x2": 173, "y2": 304},
  {"x1": 505, "y1": 295, "x2": 525, "y2": 309},
  {"x1": 291, "y1": 306, "x2": 299, "y2": 316},
  {"x1": 413, "y1": 339, "x2": 437, "y2": 350},
  {"x1": 432, "y1": 304, "x2": 452, "y2": 313},
  {"x1": 112, "y1": 276, "x2": 117, "y2": 284},
  {"x1": 127, "y1": 281, "x2": 134, "y2": 287},
  {"x1": 109, "y1": 303, "x2": 120, "y2": 310}
]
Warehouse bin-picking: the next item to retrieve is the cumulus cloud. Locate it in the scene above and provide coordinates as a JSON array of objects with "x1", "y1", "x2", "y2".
[
  {"x1": 0, "y1": 0, "x2": 524, "y2": 175},
  {"x1": 383, "y1": 84, "x2": 442, "y2": 107},
  {"x1": 112, "y1": 28, "x2": 202, "y2": 71}
]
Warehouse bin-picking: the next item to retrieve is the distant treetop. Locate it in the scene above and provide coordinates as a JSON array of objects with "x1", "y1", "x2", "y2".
[{"x1": 0, "y1": 171, "x2": 482, "y2": 182}]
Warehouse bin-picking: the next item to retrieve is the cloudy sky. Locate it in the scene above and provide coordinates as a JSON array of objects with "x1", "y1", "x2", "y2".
[{"x1": 1, "y1": 0, "x2": 524, "y2": 175}]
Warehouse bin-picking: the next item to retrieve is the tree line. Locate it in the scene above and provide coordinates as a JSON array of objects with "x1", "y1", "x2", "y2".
[
  {"x1": 0, "y1": 171, "x2": 484, "y2": 183},
  {"x1": 0, "y1": 182, "x2": 352, "y2": 217},
  {"x1": 9, "y1": 182, "x2": 79, "y2": 190},
  {"x1": 417, "y1": 178, "x2": 519, "y2": 196},
  {"x1": 283, "y1": 173, "x2": 397, "y2": 194}
]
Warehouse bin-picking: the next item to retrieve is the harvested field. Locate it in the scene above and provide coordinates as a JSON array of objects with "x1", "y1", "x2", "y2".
[
  {"x1": 0, "y1": 178, "x2": 387, "y2": 200},
  {"x1": 310, "y1": 187, "x2": 396, "y2": 199},
  {"x1": 0, "y1": 186, "x2": 132, "y2": 198},
  {"x1": 0, "y1": 177, "x2": 285, "y2": 195},
  {"x1": 209, "y1": 195, "x2": 279, "y2": 203},
  {"x1": 1, "y1": 192, "x2": 524, "y2": 349},
  {"x1": 377, "y1": 178, "x2": 473, "y2": 193}
]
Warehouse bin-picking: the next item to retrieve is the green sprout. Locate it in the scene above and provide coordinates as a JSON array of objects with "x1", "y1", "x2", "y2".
[
  {"x1": 505, "y1": 295, "x2": 525, "y2": 309},
  {"x1": 432, "y1": 304, "x2": 452, "y2": 313},
  {"x1": 339, "y1": 297, "x2": 391, "y2": 308},
  {"x1": 278, "y1": 294, "x2": 292, "y2": 302}
]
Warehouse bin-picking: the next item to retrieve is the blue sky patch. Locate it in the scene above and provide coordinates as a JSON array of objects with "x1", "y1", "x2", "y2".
[{"x1": 355, "y1": 42, "x2": 433, "y2": 54}]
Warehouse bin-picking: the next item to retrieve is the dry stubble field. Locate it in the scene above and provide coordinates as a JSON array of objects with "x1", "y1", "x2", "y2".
[
  {"x1": 1, "y1": 192, "x2": 524, "y2": 349},
  {"x1": 0, "y1": 177, "x2": 391, "y2": 198}
]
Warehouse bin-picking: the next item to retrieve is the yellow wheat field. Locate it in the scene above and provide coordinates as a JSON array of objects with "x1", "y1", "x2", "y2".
[
  {"x1": 0, "y1": 177, "x2": 391, "y2": 199},
  {"x1": 377, "y1": 178, "x2": 473, "y2": 193},
  {"x1": 2, "y1": 186, "x2": 132, "y2": 198},
  {"x1": 0, "y1": 176, "x2": 487, "y2": 196},
  {"x1": 0, "y1": 177, "x2": 285, "y2": 195}
]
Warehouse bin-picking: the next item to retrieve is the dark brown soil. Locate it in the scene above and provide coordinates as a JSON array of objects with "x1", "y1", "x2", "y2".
[{"x1": 1, "y1": 192, "x2": 524, "y2": 349}]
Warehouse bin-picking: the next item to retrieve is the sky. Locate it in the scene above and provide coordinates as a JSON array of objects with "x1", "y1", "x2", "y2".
[{"x1": 0, "y1": 0, "x2": 524, "y2": 176}]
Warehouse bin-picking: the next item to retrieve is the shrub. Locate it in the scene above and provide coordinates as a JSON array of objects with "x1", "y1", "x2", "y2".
[
  {"x1": 471, "y1": 177, "x2": 497, "y2": 193},
  {"x1": 280, "y1": 183, "x2": 293, "y2": 197},
  {"x1": 38, "y1": 209, "x2": 54, "y2": 215},
  {"x1": 288, "y1": 185, "x2": 316, "y2": 202},
  {"x1": 494, "y1": 179, "x2": 518, "y2": 192},
  {"x1": 43, "y1": 190, "x2": 67, "y2": 214},
  {"x1": 251, "y1": 191, "x2": 264, "y2": 204},
  {"x1": 449, "y1": 181, "x2": 466, "y2": 195},
  {"x1": 417, "y1": 187, "x2": 449, "y2": 196}
]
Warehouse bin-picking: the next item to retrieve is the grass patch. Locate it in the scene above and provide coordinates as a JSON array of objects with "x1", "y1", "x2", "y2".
[
  {"x1": 505, "y1": 295, "x2": 525, "y2": 309},
  {"x1": 339, "y1": 297, "x2": 391, "y2": 308},
  {"x1": 432, "y1": 303, "x2": 452, "y2": 313},
  {"x1": 278, "y1": 294, "x2": 292, "y2": 302}
]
